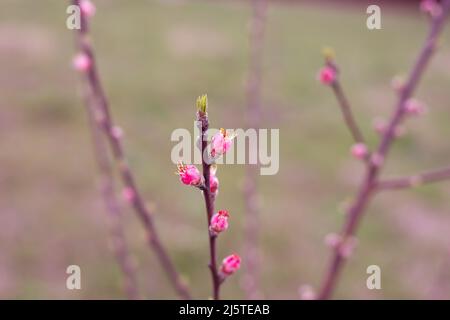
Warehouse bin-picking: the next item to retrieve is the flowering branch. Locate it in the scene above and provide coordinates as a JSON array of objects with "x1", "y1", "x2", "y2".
[
  {"x1": 242, "y1": 0, "x2": 268, "y2": 300},
  {"x1": 72, "y1": 0, "x2": 190, "y2": 299},
  {"x1": 376, "y1": 166, "x2": 450, "y2": 191},
  {"x1": 177, "y1": 95, "x2": 241, "y2": 300},
  {"x1": 319, "y1": 51, "x2": 365, "y2": 144},
  {"x1": 317, "y1": 0, "x2": 450, "y2": 300}
]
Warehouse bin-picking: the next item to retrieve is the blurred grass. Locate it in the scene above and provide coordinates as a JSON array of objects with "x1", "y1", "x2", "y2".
[{"x1": 1, "y1": 0, "x2": 450, "y2": 299}]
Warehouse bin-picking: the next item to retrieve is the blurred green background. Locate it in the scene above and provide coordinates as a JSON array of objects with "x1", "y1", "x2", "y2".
[{"x1": 1, "y1": 0, "x2": 450, "y2": 299}]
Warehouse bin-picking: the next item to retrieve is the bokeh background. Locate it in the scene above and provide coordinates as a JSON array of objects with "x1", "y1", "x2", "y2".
[{"x1": 1, "y1": 0, "x2": 450, "y2": 299}]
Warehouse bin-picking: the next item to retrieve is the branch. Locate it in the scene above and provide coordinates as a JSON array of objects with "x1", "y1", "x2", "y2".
[
  {"x1": 317, "y1": 1, "x2": 450, "y2": 300},
  {"x1": 376, "y1": 166, "x2": 450, "y2": 190},
  {"x1": 83, "y1": 84, "x2": 139, "y2": 299},
  {"x1": 242, "y1": 0, "x2": 268, "y2": 300},
  {"x1": 197, "y1": 110, "x2": 221, "y2": 300},
  {"x1": 72, "y1": 0, "x2": 191, "y2": 299},
  {"x1": 331, "y1": 80, "x2": 366, "y2": 144}
]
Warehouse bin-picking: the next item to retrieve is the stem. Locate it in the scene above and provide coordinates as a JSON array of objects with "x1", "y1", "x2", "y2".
[
  {"x1": 72, "y1": 0, "x2": 191, "y2": 299},
  {"x1": 376, "y1": 166, "x2": 450, "y2": 190},
  {"x1": 83, "y1": 86, "x2": 139, "y2": 299},
  {"x1": 318, "y1": 2, "x2": 450, "y2": 299},
  {"x1": 242, "y1": 0, "x2": 268, "y2": 300},
  {"x1": 198, "y1": 111, "x2": 221, "y2": 300},
  {"x1": 331, "y1": 80, "x2": 365, "y2": 144}
]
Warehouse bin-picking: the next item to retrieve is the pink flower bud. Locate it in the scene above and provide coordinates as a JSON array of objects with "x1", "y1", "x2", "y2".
[
  {"x1": 324, "y1": 233, "x2": 341, "y2": 249},
  {"x1": 72, "y1": 53, "x2": 91, "y2": 72},
  {"x1": 420, "y1": 0, "x2": 442, "y2": 17},
  {"x1": 220, "y1": 254, "x2": 241, "y2": 276},
  {"x1": 317, "y1": 65, "x2": 336, "y2": 85},
  {"x1": 111, "y1": 126, "x2": 123, "y2": 139},
  {"x1": 122, "y1": 187, "x2": 135, "y2": 203},
  {"x1": 210, "y1": 173, "x2": 219, "y2": 195},
  {"x1": 390, "y1": 75, "x2": 405, "y2": 92},
  {"x1": 176, "y1": 162, "x2": 202, "y2": 186},
  {"x1": 339, "y1": 236, "x2": 358, "y2": 258},
  {"x1": 404, "y1": 98, "x2": 427, "y2": 116},
  {"x1": 298, "y1": 285, "x2": 316, "y2": 300},
  {"x1": 210, "y1": 128, "x2": 235, "y2": 158},
  {"x1": 80, "y1": 0, "x2": 96, "y2": 17},
  {"x1": 350, "y1": 143, "x2": 368, "y2": 160},
  {"x1": 210, "y1": 210, "x2": 229, "y2": 235},
  {"x1": 371, "y1": 152, "x2": 384, "y2": 167},
  {"x1": 373, "y1": 117, "x2": 387, "y2": 135}
]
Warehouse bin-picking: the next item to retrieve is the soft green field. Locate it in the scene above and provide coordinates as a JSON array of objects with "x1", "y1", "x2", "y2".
[{"x1": 1, "y1": 0, "x2": 450, "y2": 299}]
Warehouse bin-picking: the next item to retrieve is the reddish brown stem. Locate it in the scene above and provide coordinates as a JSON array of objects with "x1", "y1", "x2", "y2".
[
  {"x1": 242, "y1": 0, "x2": 268, "y2": 300},
  {"x1": 318, "y1": 2, "x2": 450, "y2": 299},
  {"x1": 198, "y1": 111, "x2": 220, "y2": 300},
  {"x1": 376, "y1": 166, "x2": 450, "y2": 190},
  {"x1": 72, "y1": 0, "x2": 191, "y2": 299},
  {"x1": 83, "y1": 86, "x2": 139, "y2": 299},
  {"x1": 331, "y1": 80, "x2": 365, "y2": 144}
]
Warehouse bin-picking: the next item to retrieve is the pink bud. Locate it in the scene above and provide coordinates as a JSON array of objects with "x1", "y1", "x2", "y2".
[
  {"x1": 373, "y1": 118, "x2": 387, "y2": 135},
  {"x1": 210, "y1": 128, "x2": 235, "y2": 158},
  {"x1": 220, "y1": 254, "x2": 241, "y2": 276},
  {"x1": 298, "y1": 285, "x2": 316, "y2": 300},
  {"x1": 324, "y1": 233, "x2": 341, "y2": 249},
  {"x1": 80, "y1": 0, "x2": 96, "y2": 17},
  {"x1": 371, "y1": 152, "x2": 384, "y2": 167},
  {"x1": 390, "y1": 75, "x2": 405, "y2": 92},
  {"x1": 351, "y1": 143, "x2": 368, "y2": 160},
  {"x1": 111, "y1": 126, "x2": 123, "y2": 139},
  {"x1": 420, "y1": 0, "x2": 442, "y2": 17},
  {"x1": 176, "y1": 162, "x2": 202, "y2": 186},
  {"x1": 72, "y1": 53, "x2": 91, "y2": 72},
  {"x1": 339, "y1": 236, "x2": 358, "y2": 258},
  {"x1": 210, "y1": 210, "x2": 229, "y2": 235},
  {"x1": 404, "y1": 98, "x2": 427, "y2": 116},
  {"x1": 210, "y1": 173, "x2": 219, "y2": 195},
  {"x1": 317, "y1": 65, "x2": 336, "y2": 85},
  {"x1": 122, "y1": 187, "x2": 135, "y2": 203}
]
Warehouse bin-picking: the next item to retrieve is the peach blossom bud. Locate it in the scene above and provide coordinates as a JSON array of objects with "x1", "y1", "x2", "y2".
[
  {"x1": 111, "y1": 126, "x2": 123, "y2": 139},
  {"x1": 420, "y1": 0, "x2": 442, "y2": 17},
  {"x1": 220, "y1": 254, "x2": 241, "y2": 276},
  {"x1": 72, "y1": 53, "x2": 91, "y2": 72},
  {"x1": 324, "y1": 233, "x2": 341, "y2": 249},
  {"x1": 404, "y1": 98, "x2": 427, "y2": 116},
  {"x1": 80, "y1": 0, "x2": 96, "y2": 17},
  {"x1": 210, "y1": 173, "x2": 219, "y2": 195},
  {"x1": 209, "y1": 210, "x2": 229, "y2": 235},
  {"x1": 176, "y1": 162, "x2": 202, "y2": 186},
  {"x1": 298, "y1": 285, "x2": 316, "y2": 300},
  {"x1": 210, "y1": 128, "x2": 235, "y2": 158},
  {"x1": 390, "y1": 75, "x2": 405, "y2": 92},
  {"x1": 371, "y1": 153, "x2": 384, "y2": 167},
  {"x1": 351, "y1": 143, "x2": 368, "y2": 160},
  {"x1": 339, "y1": 236, "x2": 358, "y2": 258},
  {"x1": 373, "y1": 117, "x2": 387, "y2": 135},
  {"x1": 317, "y1": 65, "x2": 336, "y2": 85},
  {"x1": 122, "y1": 187, "x2": 135, "y2": 203}
]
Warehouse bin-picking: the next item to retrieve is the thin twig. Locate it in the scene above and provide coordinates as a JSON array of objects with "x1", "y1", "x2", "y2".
[
  {"x1": 72, "y1": 0, "x2": 191, "y2": 299},
  {"x1": 376, "y1": 166, "x2": 450, "y2": 190},
  {"x1": 242, "y1": 0, "x2": 268, "y2": 300},
  {"x1": 331, "y1": 80, "x2": 365, "y2": 144},
  {"x1": 318, "y1": 1, "x2": 450, "y2": 299},
  {"x1": 198, "y1": 110, "x2": 221, "y2": 300},
  {"x1": 83, "y1": 88, "x2": 139, "y2": 299}
]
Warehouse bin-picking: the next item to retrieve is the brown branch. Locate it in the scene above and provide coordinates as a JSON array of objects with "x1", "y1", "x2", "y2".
[
  {"x1": 318, "y1": 1, "x2": 450, "y2": 300},
  {"x1": 72, "y1": 0, "x2": 191, "y2": 299},
  {"x1": 242, "y1": 0, "x2": 268, "y2": 300},
  {"x1": 376, "y1": 166, "x2": 450, "y2": 190},
  {"x1": 83, "y1": 89, "x2": 139, "y2": 299},
  {"x1": 331, "y1": 80, "x2": 366, "y2": 144},
  {"x1": 197, "y1": 110, "x2": 221, "y2": 300}
]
